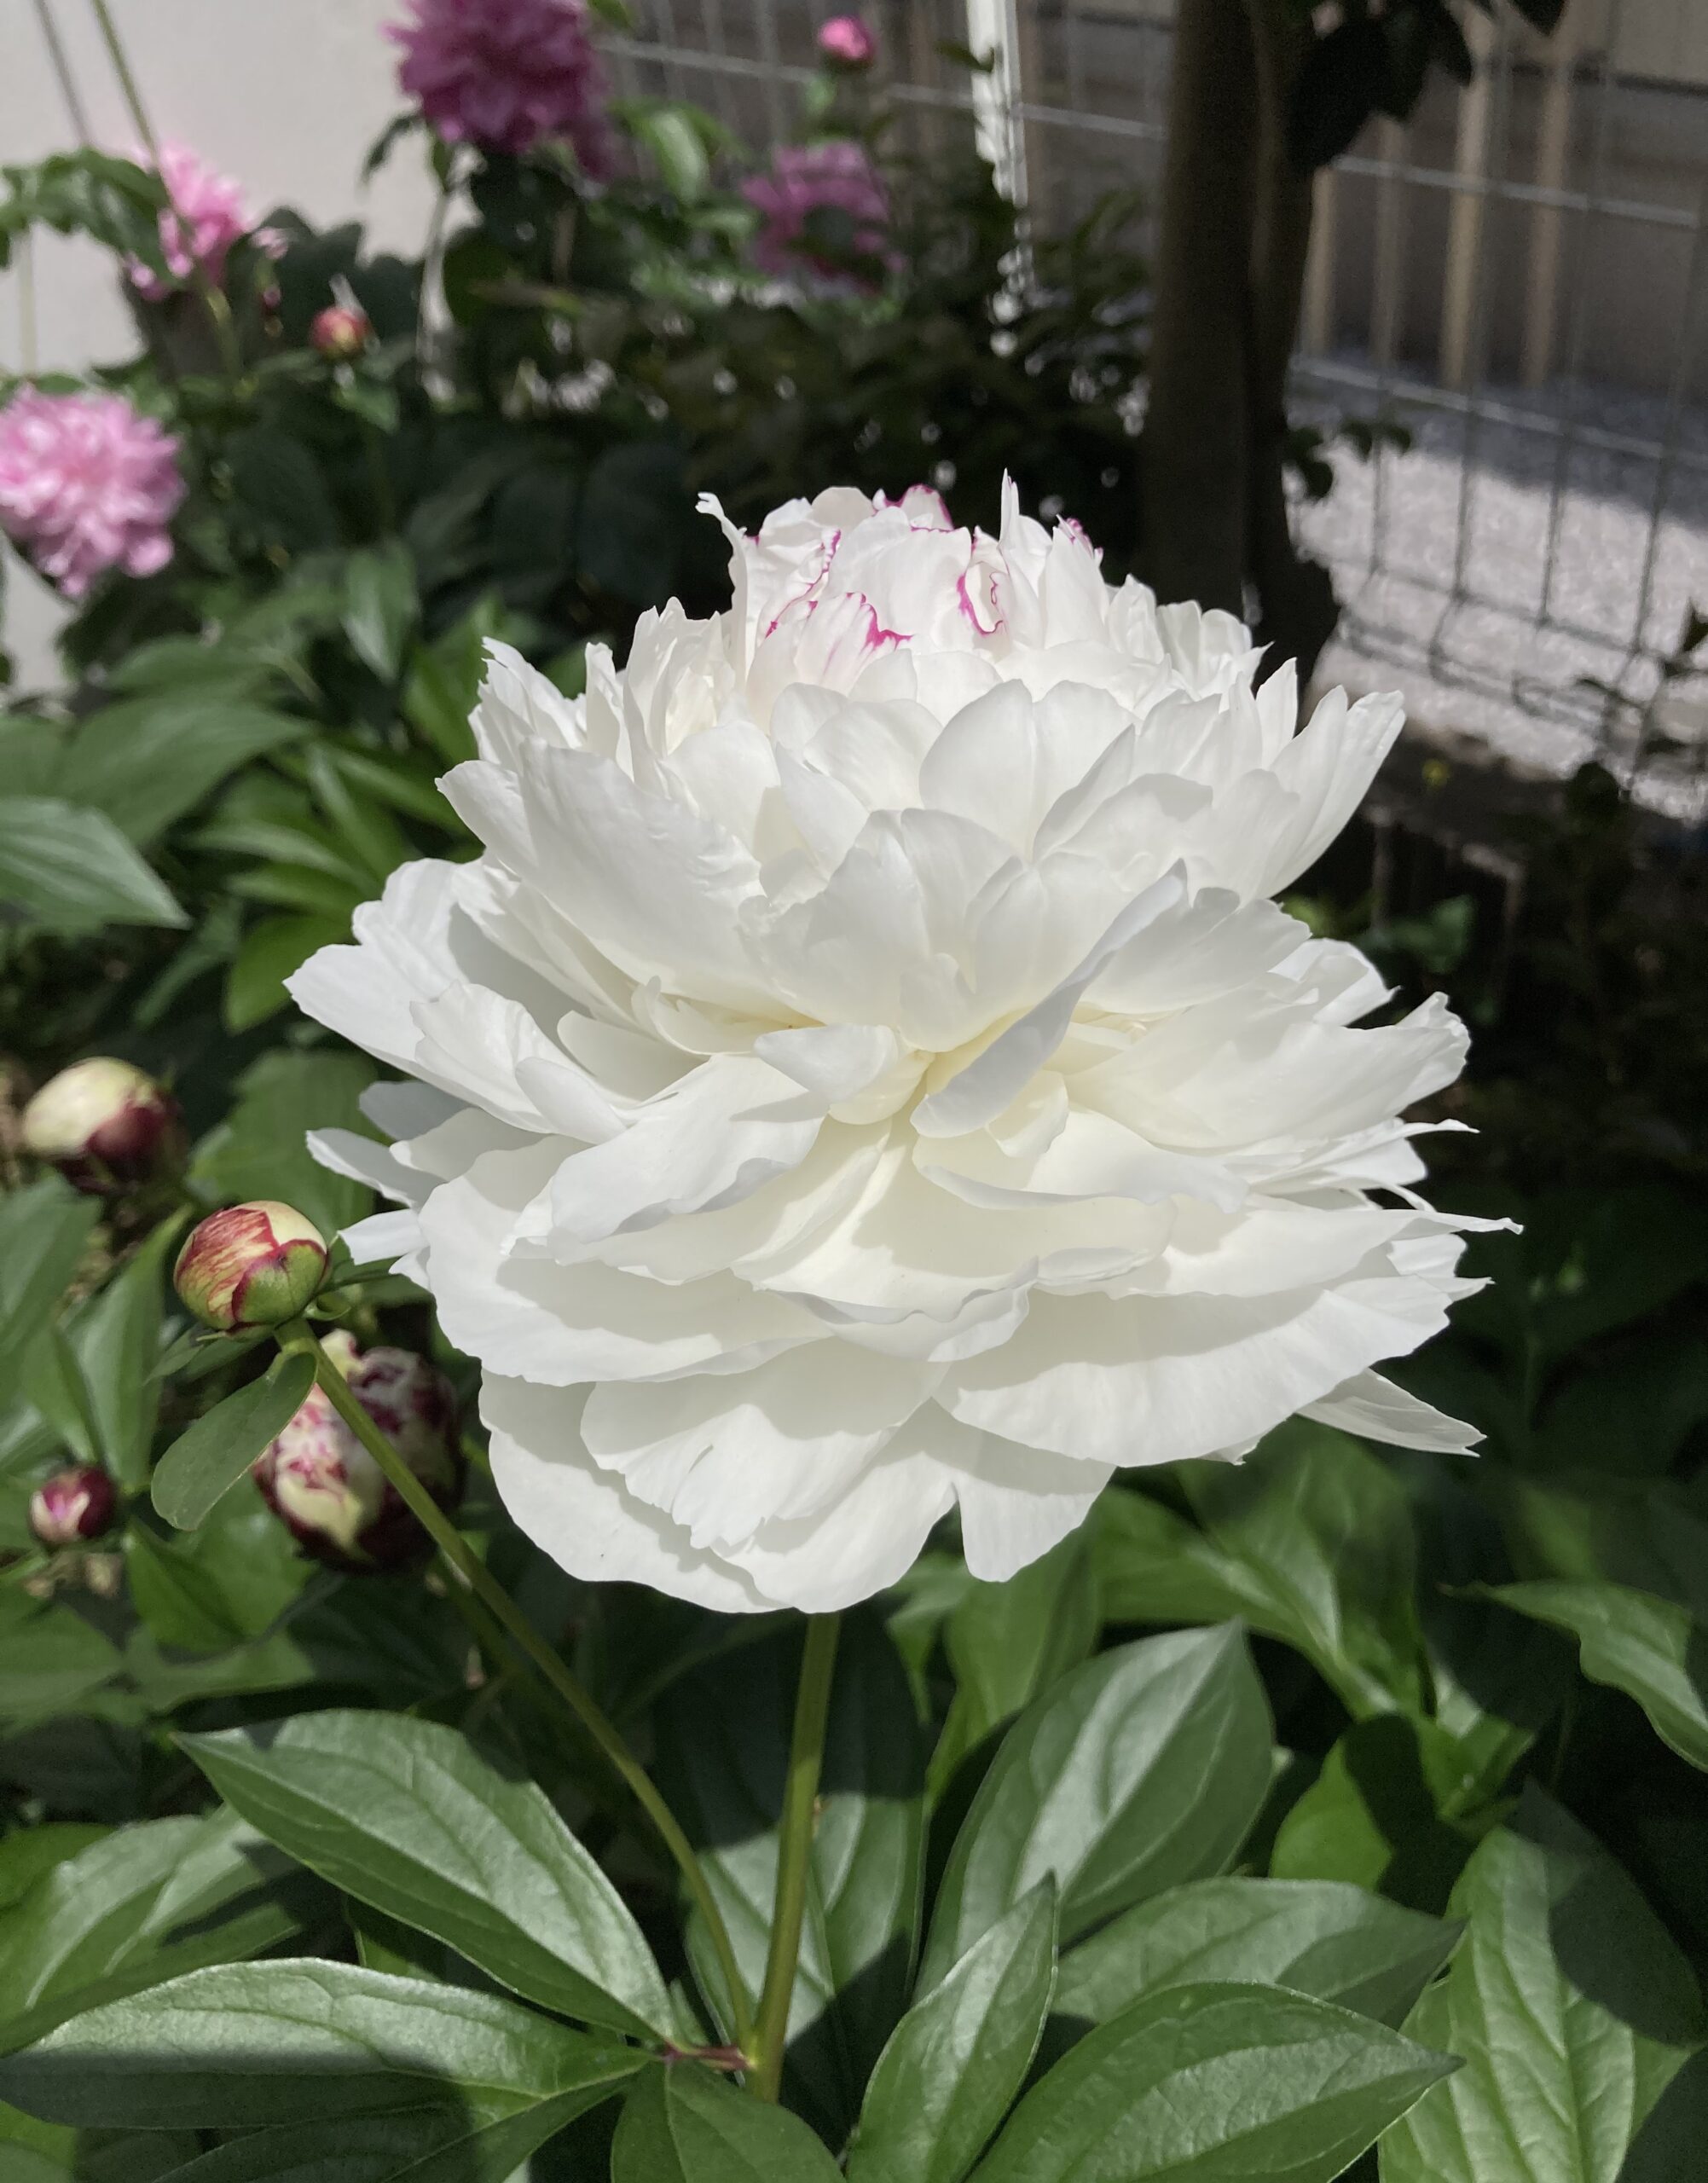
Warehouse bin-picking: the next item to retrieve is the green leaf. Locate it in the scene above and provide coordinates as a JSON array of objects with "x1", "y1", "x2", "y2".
[
  {"x1": 0, "y1": 1959, "x2": 647, "y2": 2131},
  {"x1": 0, "y1": 1809, "x2": 324, "y2": 2056},
  {"x1": 974, "y1": 1981, "x2": 1454, "y2": 2182},
  {"x1": 223, "y1": 912, "x2": 350, "y2": 1031},
  {"x1": 190, "y1": 1046, "x2": 378, "y2": 1241},
  {"x1": 226, "y1": 429, "x2": 341, "y2": 553},
  {"x1": 54, "y1": 693, "x2": 308, "y2": 847},
  {"x1": 611, "y1": 2064, "x2": 842, "y2": 2181},
  {"x1": 0, "y1": 1826, "x2": 109, "y2": 1914},
  {"x1": 125, "y1": 1484, "x2": 312, "y2": 1654},
  {"x1": 1481, "y1": 1580, "x2": 1708, "y2": 1771},
  {"x1": 622, "y1": 101, "x2": 714, "y2": 202},
  {"x1": 921, "y1": 1626, "x2": 1271, "y2": 1989},
  {"x1": 1270, "y1": 1716, "x2": 1480, "y2": 1905},
  {"x1": 341, "y1": 543, "x2": 418, "y2": 684},
  {"x1": 1051, "y1": 1878, "x2": 1458, "y2": 2042},
  {"x1": 147, "y1": 2097, "x2": 624, "y2": 2183},
  {"x1": 0, "y1": 1179, "x2": 99, "y2": 1377},
  {"x1": 65, "y1": 1216, "x2": 185, "y2": 1491},
  {"x1": 0, "y1": 1594, "x2": 124, "y2": 1731},
  {"x1": 846, "y1": 1880, "x2": 1057, "y2": 2183},
  {"x1": 659, "y1": 1616, "x2": 925, "y2": 2140},
  {"x1": 933, "y1": 1532, "x2": 1099, "y2": 1799},
  {"x1": 1381, "y1": 1787, "x2": 1706, "y2": 2182},
  {"x1": 0, "y1": 797, "x2": 187, "y2": 931},
  {"x1": 1094, "y1": 1422, "x2": 1426, "y2": 1717},
  {"x1": 150, "y1": 1352, "x2": 317, "y2": 1532},
  {"x1": 181, "y1": 1711, "x2": 676, "y2": 2040}
]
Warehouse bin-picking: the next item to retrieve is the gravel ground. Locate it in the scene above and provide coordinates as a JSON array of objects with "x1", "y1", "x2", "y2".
[{"x1": 1292, "y1": 366, "x2": 1708, "y2": 830}]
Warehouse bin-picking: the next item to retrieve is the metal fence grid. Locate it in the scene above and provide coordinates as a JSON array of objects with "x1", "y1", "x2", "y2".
[{"x1": 615, "y1": 0, "x2": 1708, "y2": 825}]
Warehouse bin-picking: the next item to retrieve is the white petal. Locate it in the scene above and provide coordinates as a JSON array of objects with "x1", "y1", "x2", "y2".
[
  {"x1": 1300, "y1": 1369, "x2": 1481, "y2": 1453},
  {"x1": 484, "y1": 1378, "x2": 768, "y2": 1613}
]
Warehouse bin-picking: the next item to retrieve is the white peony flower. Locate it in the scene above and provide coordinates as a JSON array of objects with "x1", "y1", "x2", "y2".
[{"x1": 292, "y1": 481, "x2": 1484, "y2": 1615}]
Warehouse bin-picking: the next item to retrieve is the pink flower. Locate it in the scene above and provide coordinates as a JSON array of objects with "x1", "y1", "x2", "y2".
[
  {"x1": 388, "y1": 0, "x2": 613, "y2": 171},
  {"x1": 0, "y1": 390, "x2": 183, "y2": 600},
  {"x1": 741, "y1": 140, "x2": 893, "y2": 288},
  {"x1": 818, "y1": 15, "x2": 877, "y2": 67},
  {"x1": 127, "y1": 141, "x2": 278, "y2": 301}
]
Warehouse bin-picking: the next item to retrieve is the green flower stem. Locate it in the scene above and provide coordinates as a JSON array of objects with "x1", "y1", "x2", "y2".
[
  {"x1": 277, "y1": 1318, "x2": 756, "y2": 2058},
  {"x1": 88, "y1": 0, "x2": 246, "y2": 385},
  {"x1": 750, "y1": 1613, "x2": 842, "y2": 2102}
]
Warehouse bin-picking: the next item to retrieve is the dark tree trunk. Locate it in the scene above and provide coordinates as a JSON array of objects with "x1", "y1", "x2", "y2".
[
  {"x1": 1138, "y1": 0, "x2": 1259, "y2": 617},
  {"x1": 1139, "y1": 0, "x2": 1338, "y2": 680},
  {"x1": 1246, "y1": 0, "x2": 1339, "y2": 680}
]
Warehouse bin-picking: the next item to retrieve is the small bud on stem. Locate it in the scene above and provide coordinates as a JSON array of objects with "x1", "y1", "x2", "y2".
[{"x1": 174, "y1": 1202, "x2": 327, "y2": 1329}]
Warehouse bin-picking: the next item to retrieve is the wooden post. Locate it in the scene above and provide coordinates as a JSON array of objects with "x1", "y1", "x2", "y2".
[
  {"x1": 1522, "y1": 13, "x2": 1587, "y2": 388},
  {"x1": 1439, "y1": 8, "x2": 1500, "y2": 390},
  {"x1": 1370, "y1": 118, "x2": 1411, "y2": 368}
]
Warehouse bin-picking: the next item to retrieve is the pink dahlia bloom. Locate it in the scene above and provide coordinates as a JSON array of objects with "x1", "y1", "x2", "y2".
[
  {"x1": 818, "y1": 15, "x2": 877, "y2": 66},
  {"x1": 0, "y1": 390, "x2": 183, "y2": 600},
  {"x1": 388, "y1": 0, "x2": 613, "y2": 171},
  {"x1": 742, "y1": 140, "x2": 893, "y2": 287},
  {"x1": 128, "y1": 141, "x2": 280, "y2": 301}
]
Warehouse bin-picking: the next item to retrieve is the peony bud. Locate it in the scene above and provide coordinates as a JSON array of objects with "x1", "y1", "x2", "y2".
[
  {"x1": 253, "y1": 1332, "x2": 460, "y2": 1569},
  {"x1": 310, "y1": 304, "x2": 372, "y2": 360},
  {"x1": 818, "y1": 14, "x2": 877, "y2": 66},
  {"x1": 174, "y1": 1202, "x2": 327, "y2": 1329},
  {"x1": 21, "y1": 1057, "x2": 179, "y2": 1193},
  {"x1": 29, "y1": 1465, "x2": 119, "y2": 1549}
]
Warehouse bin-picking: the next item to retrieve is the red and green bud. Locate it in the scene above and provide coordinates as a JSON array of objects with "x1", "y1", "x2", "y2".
[
  {"x1": 21, "y1": 1057, "x2": 179, "y2": 1193},
  {"x1": 253, "y1": 1330, "x2": 460, "y2": 1570},
  {"x1": 310, "y1": 304, "x2": 372, "y2": 359},
  {"x1": 174, "y1": 1201, "x2": 328, "y2": 1329},
  {"x1": 29, "y1": 1465, "x2": 119, "y2": 1549}
]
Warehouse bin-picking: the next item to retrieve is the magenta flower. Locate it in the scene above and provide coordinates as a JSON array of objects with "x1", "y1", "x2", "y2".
[
  {"x1": 388, "y1": 0, "x2": 613, "y2": 171},
  {"x1": 818, "y1": 15, "x2": 877, "y2": 66},
  {"x1": 0, "y1": 390, "x2": 183, "y2": 600},
  {"x1": 127, "y1": 141, "x2": 280, "y2": 301},
  {"x1": 741, "y1": 140, "x2": 893, "y2": 288}
]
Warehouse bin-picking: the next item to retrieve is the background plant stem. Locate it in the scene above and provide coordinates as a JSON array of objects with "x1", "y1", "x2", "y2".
[
  {"x1": 88, "y1": 0, "x2": 246, "y2": 385},
  {"x1": 750, "y1": 1613, "x2": 841, "y2": 2102},
  {"x1": 280, "y1": 1318, "x2": 756, "y2": 2058}
]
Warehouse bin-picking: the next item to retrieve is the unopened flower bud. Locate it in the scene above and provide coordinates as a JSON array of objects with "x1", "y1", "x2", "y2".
[
  {"x1": 253, "y1": 1335, "x2": 460, "y2": 1569},
  {"x1": 818, "y1": 14, "x2": 877, "y2": 66},
  {"x1": 310, "y1": 304, "x2": 372, "y2": 359},
  {"x1": 29, "y1": 1465, "x2": 119, "y2": 1549},
  {"x1": 21, "y1": 1058, "x2": 179, "y2": 1193},
  {"x1": 174, "y1": 1202, "x2": 327, "y2": 1329}
]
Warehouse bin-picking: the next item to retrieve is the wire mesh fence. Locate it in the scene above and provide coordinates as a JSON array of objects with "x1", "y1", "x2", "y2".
[{"x1": 616, "y1": 0, "x2": 1708, "y2": 827}]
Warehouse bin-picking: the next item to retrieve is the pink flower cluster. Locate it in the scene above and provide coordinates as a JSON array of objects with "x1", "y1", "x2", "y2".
[
  {"x1": 741, "y1": 140, "x2": 893, "y2": 288},
  {"x1": 128, "y1": 141, "x2": 280, "y2": 301},
  {"x1": 818, "y1": 15, "x2": 877, "y2": 67},
  {"x1": 388, "y1": 0, "x2": 613, "y2": 171},
  {"x1": 0, "y1": 390, "x2": 183, "y2": 599}
]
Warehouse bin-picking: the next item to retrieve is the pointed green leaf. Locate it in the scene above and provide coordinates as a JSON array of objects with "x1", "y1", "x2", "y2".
[
  {"x1": 921, "y1": 1626, "x2": 1272, "y2": 1989},
  {"x1": 0, "y1": 1810, "x2": 326, "y2": 2055},
  {"x1": 181, "y1": 1711, "x2": 676, "y2": 2040},
  {"x1": 67, "y1": 1215, "x2": 186, "y2": 1490},
  {"x1": 1052, "y1": 1878, "x2": 1458, "y2": 2040},
  {"x1": 136, "y1": 2087, "x2": 627, "y2": 2181},
  {"x1": 974, "y1": 1982, "x2": 1454, "y2": 2182},
  {"x1": 0, "y1": 1179, "x2": 100, "y2": 1375},
  {"x1": 0, "y1": 1960, "x2": 643, "y2": 2131},
  {"x1": 1381, "y1": 1787, "x2": 1707, "y2": 2182},
  {"x1": 1482, "y1": 1580, "x2": 1708, "y2": 1771},
  {"x1": 847, "y1": 1880, "x2": 1057, "y2": 2183},
  {"x1": 0, "y1": 797, "x2": 188, "y2": 931},
  {"x1": 150, "y1": 1352, "x2": 316, "y2": 1531},
  {"x1": 611, "y1": 2064, "x2": 842, "y2": 2180}
]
